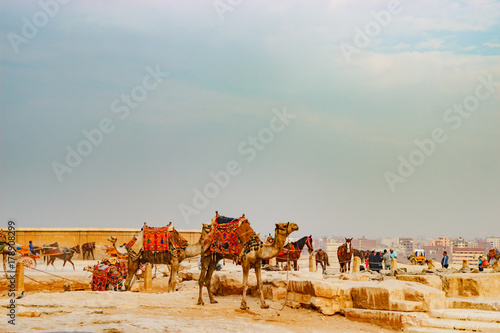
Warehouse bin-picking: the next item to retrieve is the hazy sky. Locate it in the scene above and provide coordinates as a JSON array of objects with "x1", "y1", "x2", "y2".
[{"x1": 1, "y1": 0, "x2": 499, "y2": 239}]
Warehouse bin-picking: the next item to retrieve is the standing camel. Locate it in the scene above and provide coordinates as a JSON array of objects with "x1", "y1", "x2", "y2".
[
  {"x1": 108, "y1": 222, "x2": 211, "y2": 292},
  {"x1": 82, "y1": 242, "x2": 96, "y2": 260},
  {"x1": 198, "y1": 214, "x2": 298, "y2": 310},
  {"x1": 46, "y1": 245, "x2": 81, "y2": 270},
  {"x1": 315, "y1": 249, "x2": 329, "y2": 274},
  {"x1": 337, "y1": 238, "x2": 353, "y2": 273}
]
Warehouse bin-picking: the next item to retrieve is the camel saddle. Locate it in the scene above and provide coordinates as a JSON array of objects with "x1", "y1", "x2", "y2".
[{"x1": 203, "y1": 214, "x2": 253, "y2": 256}]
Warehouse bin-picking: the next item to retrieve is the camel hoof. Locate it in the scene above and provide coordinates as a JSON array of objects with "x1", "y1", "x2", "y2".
[
  {"x1": 261, "y1": 304, "x2": 269, "y2": 309},
  {"x1": 240, "y1": 305, "x2": 249, "y2": 310},
  {"x1": 197, "y1": 300, "x2": 204, "y2": 306},
  {"x1": 210, "y1": 299, "x2": 218, "y2": 304}
]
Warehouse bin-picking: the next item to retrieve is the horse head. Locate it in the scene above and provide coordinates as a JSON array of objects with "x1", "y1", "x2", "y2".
[
  {"x1": 71, "y1": 245, "x2": 81, "y2": 254},
  {"x1": 345, "y1": 238, "x2": 353, "y2": 252},
  {"x1": 305, "y1": 235, "x2": 314, "y2": 254}
]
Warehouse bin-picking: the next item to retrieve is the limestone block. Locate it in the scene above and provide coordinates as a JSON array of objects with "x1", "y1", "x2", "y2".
[
  {"x1": 352, "y1": 257, "x2": 361, "y2": 273},
  {"x1": 391, "y1": 258, "x2": 397, "y2": 270},
  {"x1": 441, "y1": 273, "x2": 500, "y2": 298},
  {"x1": 289, "y1": 279, "x2": 315, "y2": 295},
  {"x1": 313, "y1": 280, "x2": 340, "y2": 298},
  {"x1": 310, "y1": 296, "x2": 339, "y2": 315},
  {"x1": 396, "y1": 275, "x2": 443, "y2": 291}
]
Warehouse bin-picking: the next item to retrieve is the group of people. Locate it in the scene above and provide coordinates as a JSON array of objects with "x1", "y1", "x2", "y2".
[{"x1": 367, "y1": 248, "x2": 397, "y2": 272}]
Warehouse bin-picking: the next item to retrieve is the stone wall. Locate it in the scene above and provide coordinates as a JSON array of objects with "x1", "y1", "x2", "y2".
[{"x1": 14, "y1": 228, "x2": 202, "y2": 260}]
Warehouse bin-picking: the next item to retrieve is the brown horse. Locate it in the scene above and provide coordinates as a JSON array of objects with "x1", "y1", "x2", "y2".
[
  {"x1": 275, "y1": 235, "x2": 313, "y2": 271},
  {"x1": 46, "y1": 245, "x2": 80, "y2": 270},
  {"x1": 337, "y1": 238, "x2": 353, "y2": 273},
  {"x1": 315, "y1": 249, "x2": 329, "y2": 274},
  {"x1": 82, "y1": 242, "x2": 96, "y2": 260},
  {"x1": 40, "y1": 242, "x2": 58, "y2": 263}
]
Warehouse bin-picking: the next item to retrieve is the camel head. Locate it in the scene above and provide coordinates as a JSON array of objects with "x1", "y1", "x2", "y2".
[
  {"x1": 200, "y1": 223, "x2": 211, "y2": 239},
  {"x1": 274, "y1": 222, "x2": 299, "y2": 238},
  {"x1": 107, "y1": 236, "x2": 118, "y2": 244}
]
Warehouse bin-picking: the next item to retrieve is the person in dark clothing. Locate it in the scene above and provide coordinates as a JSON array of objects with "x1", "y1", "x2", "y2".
[
  {"x1": 441, "y1": 251, "x2": 449, "y2": 269},
  {"x1": 368, "y1": 250, "x2": 383, "y2": 272}
]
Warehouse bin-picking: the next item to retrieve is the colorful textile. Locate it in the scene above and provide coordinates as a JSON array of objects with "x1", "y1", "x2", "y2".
[
  {"x1": 169, "y1": 228, "x2": 188, "y2": 255},
  {"x1": 143, "y1": 226, "x2": 169, "y2": 252},
  {"x1": 91, "y1": 263, "x2": 124, "y2": 291},
  {"x1": 125, "y1": 236, "x2": 137, "y2": 250},
  {"x1": 241, "y1": 234, "x2": 263, "y2": 257},
  {"x1": 206, "y1": 218, "x2": 243, "y2": 256},
  {"x1": 91, "y1": 264, "x2": 110, "y2": 291},
  {"x1": 278, "y1": 243, "x2": 295, "y2": 257}
]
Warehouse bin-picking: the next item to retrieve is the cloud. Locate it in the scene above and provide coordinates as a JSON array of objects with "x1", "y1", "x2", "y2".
[
  {"x1": 483, "y1": 42, "x2": 500, "y2": 48},
  {"x1": 416, "y1": 38, "x2": 445, "y2": 49}
]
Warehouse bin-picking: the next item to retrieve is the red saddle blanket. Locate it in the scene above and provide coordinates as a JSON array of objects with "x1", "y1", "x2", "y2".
[
  {"x1": 91, "y1": 264, "x2": 122, "y2": 291},
  {"x1": 143, "y1": 226, "x2": 169, "y2": 252},
  {"x1": 277, "y1": 243, "x2": 296, "y2": 257},
  {"x1": 143, "y1": 225, "x2": 188, "y2": 254},
  {"x1": 205, "y1": 217, "x2": 246, "y2": 256}
]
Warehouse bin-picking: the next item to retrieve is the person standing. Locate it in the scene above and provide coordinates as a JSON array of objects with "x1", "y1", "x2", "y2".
[
  {"x1": 441, "y1": 251, "x2": 449, "y2": 269},
  {"x1": 382, "y1": 249, "x2": 391, "y2": 270},
  {"x1": 389, "y1": 248, "x2": 397, "y2": 259}
]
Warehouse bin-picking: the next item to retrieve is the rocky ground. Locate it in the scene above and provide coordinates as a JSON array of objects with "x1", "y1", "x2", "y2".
[
  {"x1": 1, "y1": 258, "x2": 497, "y2": 332},
  {"x1": 0, "y1": 258, "x2": 395, "y2": 333}
]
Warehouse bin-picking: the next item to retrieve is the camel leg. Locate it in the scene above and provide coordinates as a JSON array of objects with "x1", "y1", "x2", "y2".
[
  {"x1": 240, "y1": 262, "x2": 250, "y2": 310},
  {"x1": 205, "y1": 258, "x2": 218, "y2": 304},
  {"x1": 168, "y1": 258, "x2": 179, "y2": 293},
  {"x1": 197, "y1": 259, "x2": 207, "y2": 305},
  {"x1": 124, "y1": 260, "x2": 139, "y2": 291},
  {"x1": 254, "y1": 261, "x2": 268, "y2": 309}
]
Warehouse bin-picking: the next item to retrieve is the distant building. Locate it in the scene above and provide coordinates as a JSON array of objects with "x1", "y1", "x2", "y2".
[
  {"x1": 424, "y1": 245, "x2": 453, "y2": 263},
  {"x1": 352, "y1": 237, "x2": 377, "y2": 251},
  {"x1": 399, "y1": 237, "x2": 414, "y2": 254},
  {"x1": 452, "y1": 247, "x2": 484, "y2": 266},
  {"x1": 430, "y1": 235, "x2": 451, "y2": 247},
  {"x1": 486, "y1": 237, "x2": 500, "y2": 249},
  {"x1": 451, "y1": 237, "x2": 468, "y2": 248},
  {"x1": 325, "y1": 239, "x2": 343, "y2": 263}
]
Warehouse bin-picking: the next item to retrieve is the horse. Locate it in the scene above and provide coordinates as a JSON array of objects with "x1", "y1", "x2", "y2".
[
  {"x1": 46, "y1": 245, "x2": 80, "y2": 270},
  {"x1": 315, "y1": 249, "x2": 329, "y2": 274},
  {"x1": 41, "y1": 242, "x2": 58, "y2": 263},
  {"x1": 337, "y1": 238, "x2": 353, "y2": 273},
  {"x1": 353, "y1": 248, "x2": 367, "y2": 261},
  {"x1": 82, "y1": 242, "x2": 96, "y2": 260},
  {"x1": 275, "y1": 235, "x2": 313, "y2": 271}
]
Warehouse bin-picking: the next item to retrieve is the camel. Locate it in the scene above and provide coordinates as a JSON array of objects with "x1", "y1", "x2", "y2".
[
  {"x1": 108, "y1": 222, "x2": 211, "y2": 292},
  {"x1": 198, "y1": 217, "x2": 299, "y2": 310}
]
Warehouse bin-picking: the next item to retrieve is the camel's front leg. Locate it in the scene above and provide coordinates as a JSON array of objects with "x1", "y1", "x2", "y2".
[
  {"x1": 3, "y1": 255, "x2": 8, "y2": 279},
  {"x1": 205, "y1": 258, "x2": 218, "y2": 304},
  {"x1": 197, "y1": 255, "x2": 210, "y2": 305},
  {"x1": 124, "y1": 260, "x2": 139, "y2": 291},
  {"x1": 254, "y1": 261, "x2": 268, "y2": 309},
  {"x1": 240, "y1": 262, "x2": 250, "y2": 310},
  {"x1": 168, "y1": 258, "x2": 179, "y2": 293}
]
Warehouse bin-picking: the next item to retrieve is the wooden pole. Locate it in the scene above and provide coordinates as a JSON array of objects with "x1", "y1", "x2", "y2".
[
  {"x1": 309, "y1": 253, "x2": 316, "y2": 272},
  {"x1": 15, "y1": 262, "x2": 25, "y2": 292}
]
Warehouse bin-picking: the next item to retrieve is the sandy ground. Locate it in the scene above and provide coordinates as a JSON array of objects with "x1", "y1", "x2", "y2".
[{"x1": 0, "y1": 257, "x2": 459, "y2": 332}]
